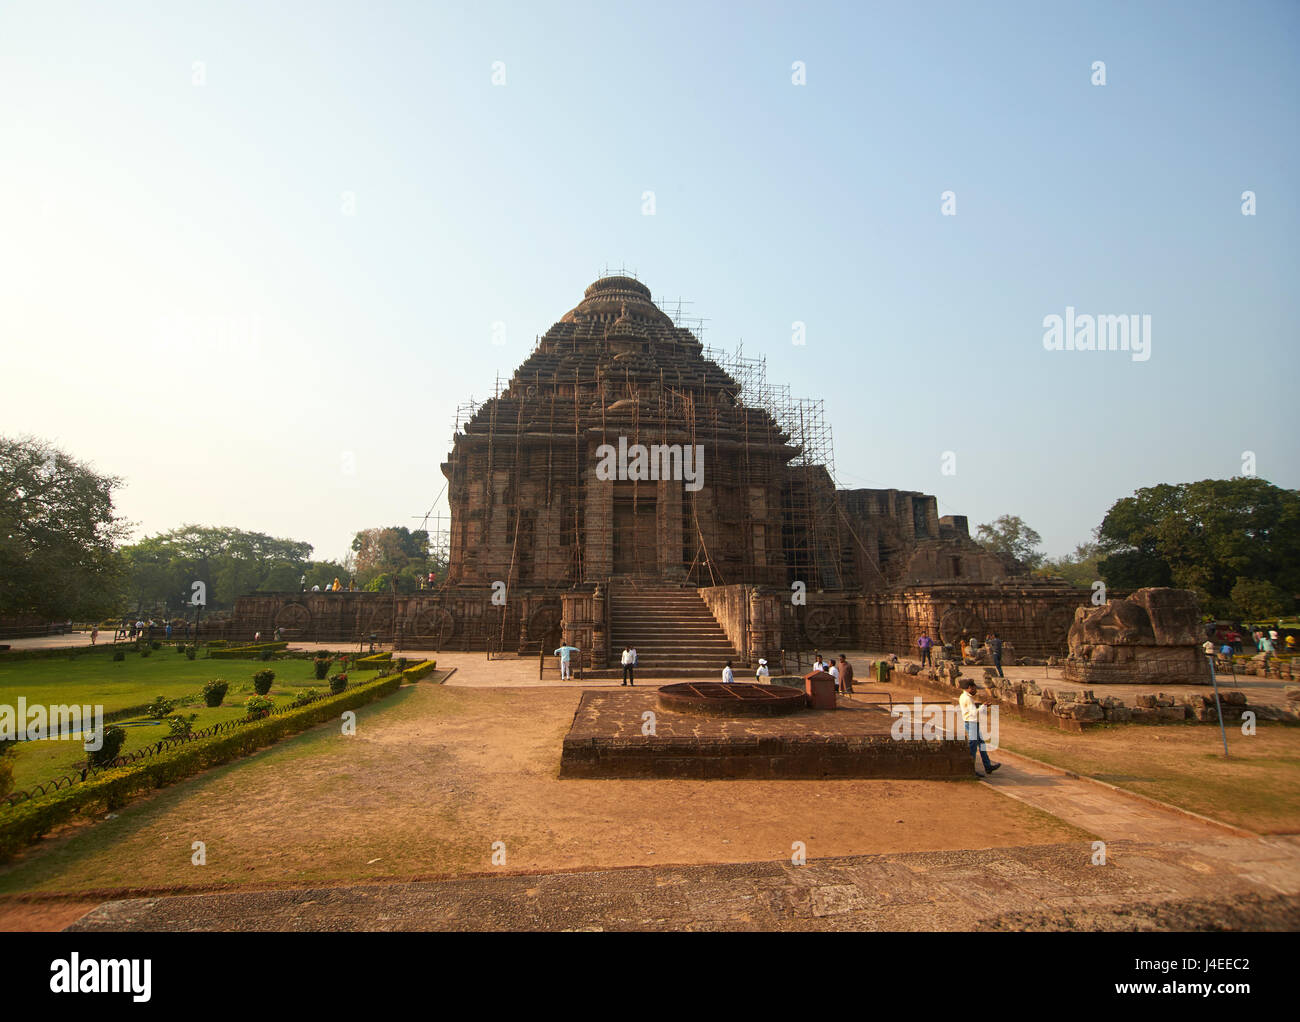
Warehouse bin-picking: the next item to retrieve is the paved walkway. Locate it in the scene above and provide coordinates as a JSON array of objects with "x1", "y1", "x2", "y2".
[{"x1": 65, "y1": 835, "x2": 1300, "y2": 931}]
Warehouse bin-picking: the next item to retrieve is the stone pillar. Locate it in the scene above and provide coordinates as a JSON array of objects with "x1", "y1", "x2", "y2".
[
  {"x1": 584, "y1": 447, "x2": 613, "y2": 579},
  {"x1": 657, "y1": 478, "x2": 684, "y2": 578}
]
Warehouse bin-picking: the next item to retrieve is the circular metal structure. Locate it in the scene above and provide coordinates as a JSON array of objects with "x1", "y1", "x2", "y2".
[{"x1": 657, "y1": 682, "x2": 807, "y2": 718}]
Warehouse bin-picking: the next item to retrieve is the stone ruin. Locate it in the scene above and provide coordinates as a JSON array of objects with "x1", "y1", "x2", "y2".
[
  {"x1": 228, "y1": 274, "x2": 1091, "y2": 663},
  {"x1": 1063, "y1": 587, "x2": 1211, "y2": 685}
]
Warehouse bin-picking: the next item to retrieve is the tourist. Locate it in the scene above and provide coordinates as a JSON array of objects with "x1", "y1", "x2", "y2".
[
  {"x1": 1202, "y1": 639, "x2": 1216, "y2": 657},
  {"x1": 722, "y1": 660, "x2": 735, "y2": 684},
  {"x1": 312, "y1": 584, "x2": 321, "y2": 592},
  {"x1": 629, "y1": 646, "x2": 637, "y2": 684},
  {"x1": 165, "y1": 621, "x2": 172, "y2": 639},
  {"x1": 959, "y1": 680, "x2": 1000, "y2": 778},
  {"x1": 838, "y1": 654, "x2": 854, "y2": 695},
  {"x1": 988, "y1": 633, "x2": 1004, "y2": 678},
  {"x1": 554, "y1": 643, "x2": 580, "y2": 681},
  {"x1": 755, "y1": 658, "x2": 770, "y2": 680},
  {"x1": 917, "y1": 633, "x2": 933, "y2": 668},
  {"x1": 812, "y1": 653, "x2": 826, "y2": 673},
  {"x1": 827, "y1": 658, "x2": 840, "y2": 691},
  {"x1": 90, "y1": 625, "x2": 98, "y2": 645},
  {"x1": 621, "y1": 646, "x2": 634, "y2": 686},
  {"x1": 275, "y1": 626, "x2": 283, "y2": 641},
  {"x1": 332, "y1": 577, "x2": 341, "y2": 592},
  {"x1": 1258, "y1": 632, "x2": 1274, "y2": 675}
]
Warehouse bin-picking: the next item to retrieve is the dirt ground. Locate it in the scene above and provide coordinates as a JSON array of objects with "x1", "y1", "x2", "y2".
[{"x1": 0, "y1": 683, "x2": 1090, "y2": 928}]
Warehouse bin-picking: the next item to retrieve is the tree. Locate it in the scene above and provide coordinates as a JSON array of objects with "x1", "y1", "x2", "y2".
[
  {"x1": 1096, "y1": 477, "x2": 1300, "y2": 617},
  {"x1": 119, "y1": 526, "x2": 314, "y2": 613},
  {"x1": 0, "y1": 435, "x2": 130, "y2": 620},
  {"x1": 350, "y1": 527, "x2": 432, "y2": 591},
  {"x1": 974, "y1": 515, "x2": 1044, "y2": 570},
  {"x1": 1230, "y1": 578, "x2": 1288, "y2": 621},
  {"x1": 1037, "y1": 539, "x2": 1104, "y2": 588}
]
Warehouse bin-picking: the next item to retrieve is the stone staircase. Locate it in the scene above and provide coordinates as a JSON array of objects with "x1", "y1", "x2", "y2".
[{"x1": 606, "y1": 580, "x2": 740, "y2": 676}]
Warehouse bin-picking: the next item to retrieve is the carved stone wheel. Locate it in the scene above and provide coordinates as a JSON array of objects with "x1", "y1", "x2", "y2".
[
  {"x1": 803, "y1": 607, "x2": 843, "y2": 648},
  {"x1": 411, "y1": 606, "x2": 456, "y2": 645},
  {"x1": 275, "y1": 604, "x2": 310, "y2": 635},
  {"x1": 527, "y1": 606, "x2": 561, "y2": 645},
  {"x1": 939, "y1": 605, "x2": 986, "y2": 645}
]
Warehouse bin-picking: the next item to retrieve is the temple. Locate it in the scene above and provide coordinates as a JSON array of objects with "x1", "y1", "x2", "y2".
[{"x1": 232, "y1": 275, "x2": 1086, "y2": 666}]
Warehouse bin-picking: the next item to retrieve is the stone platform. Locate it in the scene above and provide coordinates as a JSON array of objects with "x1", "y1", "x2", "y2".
[{"x1": 559, "y1": 690, "x2": 972, "y2": 780}]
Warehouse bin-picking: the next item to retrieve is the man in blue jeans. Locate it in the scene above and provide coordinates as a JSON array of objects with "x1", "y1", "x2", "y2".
[
  {"x1": 959, "y1": 680, "x2": 1001, "y2": 777},
  {"x1": 987, "y1": 632, "x2": 1004, "y2": 677}
]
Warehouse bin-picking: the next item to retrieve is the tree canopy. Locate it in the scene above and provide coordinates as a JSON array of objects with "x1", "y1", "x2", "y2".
[
  {"x1": 350, "y1": 527, "x2": 440, "y2": 592},
  {"x1": 1095, "y1": 477, "x2": 1300, "y2": 618},
  {"x1": 974, "y1": 514, "x2": 1045, "y2": 570},
  {"x1": 0, "y1": 436, "x2": 130, "y2": 620},
  {"x1": 120, "y1": 525, "x2": 315, "y2": 614}
]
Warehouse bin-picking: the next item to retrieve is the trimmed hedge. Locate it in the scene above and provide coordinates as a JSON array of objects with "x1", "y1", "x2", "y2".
[
  {"x1": 0, "y1": 644, "x2": 119, "y2": 663},
  {"x1": 208, "y1": 641, "x2": 290, "y2": 660},
  {"x1": 356, "y1": 651, "x2": 393, "y2": 670},
  {"x1": 399, "y1": 659, "x2": 438, "y2": 682},
  {"x1": 0, "y1": 674, "x2": 403, "y2": 861}
]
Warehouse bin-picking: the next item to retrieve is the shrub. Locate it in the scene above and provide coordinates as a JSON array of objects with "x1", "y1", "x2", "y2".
[
  {"x1": 313, "y1": 658, "x2": 331, "y2": 680},
  {"x1": 139, "y1": 646, "x2": 152, "y2": 659},
  {"x1": 166, "y1": 714, "x2": 197, "y2": 738},
  {"x1": 184, "y1": 645, "x2": 197, "y2": 660},
  {"x1": 112, "y1": 649, "x2": 125, "y2": 662},
  {"x1": 151, "y1": 640, "x2": 161, "y2": 650},
  {"x1": 201, "y1": 679, "x2": 229, "y2": 707},
  {"x1": 328, "y1": 673, "x2": 348, "y2": 695},
  {"x1": 87, "y1": 725, "x2": 126, "y2": 768},
  {"x1": 260, "y1": 650, "x2": 273, "y2": 661},
  {"x1": 290, "y1": 688, "x2": 319, "y2": 708},
  {"x1": 252, "y1": 669, "x2": 275, "y2": 695},
  {"x1": 145, "y1": 694, "x2": 174, "y2": 717},
  {"x1": 175, "y1": 642, "x2": 188, "y2": 652},
  {"x1": 244, "y1": 694, "x2": 275, "y2": 720}
]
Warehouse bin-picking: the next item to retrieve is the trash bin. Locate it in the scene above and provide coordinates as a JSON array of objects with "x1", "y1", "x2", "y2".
[{"x1": 804, "y1": 670, "x2": 837, "y2": 710}]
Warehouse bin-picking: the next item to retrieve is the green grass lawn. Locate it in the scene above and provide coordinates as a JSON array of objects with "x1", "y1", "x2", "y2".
[{"x1": 1, "y1": 649, "x2": 378, "y2": 792}]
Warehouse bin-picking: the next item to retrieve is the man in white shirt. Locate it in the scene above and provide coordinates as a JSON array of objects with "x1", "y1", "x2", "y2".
[
  {"x1": 755, "y1": 658, "x2": 770, "y2": 680},
  {"x1": 827, "y1": 661, "x2": 840, "y2": 693},
  {"x1": 621, "y1": 647, "x2": 633, "y2": 686},
  {"x1": 722, "y1": 660, "x2": 735, "y2": 684},
  {"x1": 959, "y1": 680, "x2": 1000, "y2": 777},
  {"x1": 813, "y1": 655, "x2": 826, "y2": 674}
]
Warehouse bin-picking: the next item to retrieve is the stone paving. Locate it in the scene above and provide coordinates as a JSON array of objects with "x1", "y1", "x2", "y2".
[{"x1": 65, "y1": 834, "x2": 1300, "y2": 931}]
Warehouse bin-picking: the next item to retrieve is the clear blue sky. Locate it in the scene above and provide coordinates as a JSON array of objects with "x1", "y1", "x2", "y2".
[{"x1": 2, "y1": 0, "x2": 1296, "y2": 562}]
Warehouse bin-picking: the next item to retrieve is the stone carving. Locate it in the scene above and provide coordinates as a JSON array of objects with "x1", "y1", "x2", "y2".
[{"x1": 1063, "y1": 587, "x2": 1209, "y2": 685}]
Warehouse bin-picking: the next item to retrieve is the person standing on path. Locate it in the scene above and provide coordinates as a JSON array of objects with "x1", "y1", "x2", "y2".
[
  {"x1": 755, "y1": 658, "x2": 770, "y2": 680},
  {"x1": 838, "y1": 654, "x2": 854, "y2": 695},
  {"x1": 629, "y1": 646, "x2": 637, "y2": 685},
  {"x1": 988, "y1": 633, "x2": 1004, "y2": 677},
  {"x1": 722, "y1": 660, "x2": 735, "y2": 684},
  {"x1": 827, "y1": 658, "x2": 840, "y2": 692},
  {"x1": 554, "y1": 644, "x2": 580, "y2": 681},
  {"x1": 621, "y1": 647, "x2": 633, "y2": 686},
  {"x1": 959, "y1": 680, "x2": 1000, "y2": 778},
  {"x1": 917, "y1": 633, "x2": 933, "y2": 668},
  {"x1": 90, "y1": 626, "x2": 98, "y2": 645}
]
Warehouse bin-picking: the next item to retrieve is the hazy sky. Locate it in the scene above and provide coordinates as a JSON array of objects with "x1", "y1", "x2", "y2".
[{"x1": 2, "y1": 0, "x2": 1297, "y2": 562}]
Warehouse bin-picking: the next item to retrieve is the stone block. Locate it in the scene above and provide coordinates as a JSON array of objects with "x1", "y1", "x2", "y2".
[{"x1": 1106, "y1": 706, "x2": 1133, "y2": 723}]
